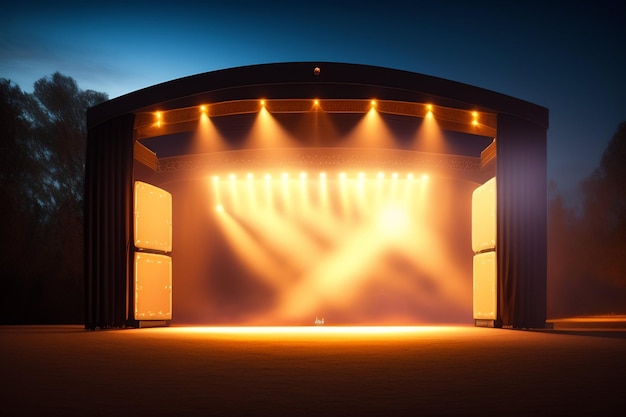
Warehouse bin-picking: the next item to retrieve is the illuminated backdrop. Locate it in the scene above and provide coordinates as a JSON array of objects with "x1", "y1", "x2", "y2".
[{"x1": 85, "y1": 62, "x2": 548, "y2": 329}]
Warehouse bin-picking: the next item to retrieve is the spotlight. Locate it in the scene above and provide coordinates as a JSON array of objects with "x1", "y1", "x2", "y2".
[
  {"x1": 216, "y1": 204, "x2": 223, "y2": 212},
  {"x1": 200, "y1": 105, "x2": 207, "y2": 113},
  {"x1": 371, "y1": 100, "x2": 377, "y2": 107},
  {"x1": 260, "y1": 99, "x2": 266, "y2": 107},
  {"x1": 300, "y1": 172, "x2": 307, "y2": 180}
]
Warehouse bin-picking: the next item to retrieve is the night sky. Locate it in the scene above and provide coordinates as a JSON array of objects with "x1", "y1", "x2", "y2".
[{"x1": 2, "y1": 0, "x2": 624, "y2": 204}]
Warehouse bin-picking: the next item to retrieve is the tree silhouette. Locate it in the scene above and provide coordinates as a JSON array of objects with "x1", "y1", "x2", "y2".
[
  {"x1": 548, "y1": 122, "x2": 626, "y2": 317},
  {"x1": 0, "y1": 74, "x2": 107, "y2": 323}
]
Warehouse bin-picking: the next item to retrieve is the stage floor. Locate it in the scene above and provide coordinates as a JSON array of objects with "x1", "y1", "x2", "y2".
[{"x1": 1, "y1": 325, "x2": 624, "y2": 416}]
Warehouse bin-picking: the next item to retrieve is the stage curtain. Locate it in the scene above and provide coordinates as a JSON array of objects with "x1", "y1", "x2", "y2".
[
  {"x1": 496, "y1": 114, "x2": 547, "y2": 328},
  {"x1": 84, "y1": 114, "x2": 135, "y2": 329}
]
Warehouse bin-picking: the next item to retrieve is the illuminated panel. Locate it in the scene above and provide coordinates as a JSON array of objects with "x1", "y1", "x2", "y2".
[
  {"x1": 134, "y1": 181, "x2": 172, "y2": 252},
  {"x1": 473, "y1": 251, "x2": 497, "y2": 320},
  {"x1": 135, "y1": 252, "x2": 172, "y2": 320},
  {"x1": 471, "y1": 177, "x2": 496, "y2": 253}
]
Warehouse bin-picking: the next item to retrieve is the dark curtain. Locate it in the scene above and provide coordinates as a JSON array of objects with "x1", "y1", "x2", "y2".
[
  {"x1": 496, "y1": 114, "x2": 547, "y2": 328},
  {"x1": 84, "y1": 114, "x2": 135, "y2": 329}
]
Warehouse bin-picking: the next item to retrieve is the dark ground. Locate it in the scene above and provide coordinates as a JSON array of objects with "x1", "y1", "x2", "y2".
[{"x1": 1, "y1": 325, "x2": 625, "y2": 416}]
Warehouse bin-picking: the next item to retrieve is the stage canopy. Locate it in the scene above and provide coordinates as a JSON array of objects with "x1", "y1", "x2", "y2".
[{"x1": 85, "y1": 62, "x2": 548, "y2": 330}]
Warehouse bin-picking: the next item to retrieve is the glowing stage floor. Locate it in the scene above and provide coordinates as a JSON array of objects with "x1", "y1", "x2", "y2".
[{"x1": 1, "y1": 325, "x2": 624, "y2": 416}]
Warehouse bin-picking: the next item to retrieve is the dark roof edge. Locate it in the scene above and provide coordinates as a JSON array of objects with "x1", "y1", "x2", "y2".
[{"x1": 87, "y1": 62, "x2": 548, "y2": 130}]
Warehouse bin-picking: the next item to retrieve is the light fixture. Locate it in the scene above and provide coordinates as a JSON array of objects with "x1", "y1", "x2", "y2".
[{"x1": 134, "y1": 181, "x2": 172, "y2": 253}]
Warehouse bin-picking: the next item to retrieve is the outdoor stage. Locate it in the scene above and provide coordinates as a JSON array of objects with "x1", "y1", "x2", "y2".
[{"x1": 2, "y1": 325, "x2": 624, "y2": 416}]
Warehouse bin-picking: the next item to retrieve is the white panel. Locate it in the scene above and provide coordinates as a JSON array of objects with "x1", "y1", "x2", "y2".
[
  {"x1": 473, "y1": 251, "x2": 497, "y2": 320},
  {"x1": 134, "y1": 252, "x2": 172, "y2": 320},
  {"x1": 134, "y1": 181, "x2": 172, "y2": 252},
  {"x1": 471, "y1": 176, "x2": 496, "y2": 253}
]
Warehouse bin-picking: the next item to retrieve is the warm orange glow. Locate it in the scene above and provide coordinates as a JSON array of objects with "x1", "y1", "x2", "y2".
[
  {"x1": 205, "y1": 171, "x2": 473, "y2": 324},
  {"x1": 371, "y1": 100, "x2": 377, "y2": 107},
  {"x1": 471, "y1": 177, "x2": 496, "y2": 252},
  {"x1": 244, "y1": 106, "x2": 299, "y2": 149},
  {"x1": 134, "y1": 252, "x2": 172, "y2": 320},
  {"x1": 415, "y1": 107, "x2": 446, "y2": 153},
  {"x1": 168, "y1": 325, "x2": 460, "y2": 337},
  {"x1": 134, "y1": 181, "x2": 172, "y2": 252},
  {"x1": 260, "y1": 99, "x2": 265, "y2": 106},
  {"x1": 200, "y1": 105, "x2": 207, "y2": 113},
  {"x1": 473, "y1": 251, "x2": 497, "y2": 320},
  {"x1": 313, "y1": 99, "x2": 319, "y2": 106},
  {"x1": 194, "y1": 110, "x2": 229, "y2": 152}
]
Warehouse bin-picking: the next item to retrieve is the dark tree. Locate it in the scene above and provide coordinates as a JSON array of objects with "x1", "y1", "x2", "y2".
[
  {"x1": 580, "y1": 122, "x2": 626, "y2": 289},
  {"x1": 548, "y1": 122, "x2": 626, "y2": 318},
  {"x1": 0, "y1": 74, "x2": 107, "y2": 323}
]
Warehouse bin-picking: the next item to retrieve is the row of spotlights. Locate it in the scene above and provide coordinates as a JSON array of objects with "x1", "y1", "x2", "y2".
[
  {"x1": 212, "y1": 172, "x2": 429, "y2": 182},
  {"x1": 160, "y1": 100, "x2": 481, "y2": 121}
]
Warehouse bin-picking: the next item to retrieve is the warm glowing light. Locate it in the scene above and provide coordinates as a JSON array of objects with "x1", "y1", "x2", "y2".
[
  {"x1": 200, "y1": 105, "x2": 207, "y2": 113},
  {"x1": 260, "y1": 99, "x2": 266, "y2": 106},
  {"x1": 134, "y1": 181, "x2": 172, "y2": 253},
  {"x1": 426, "y1": 104, "x2": 433, "y2": 111},
  {"x1": 473, "y1": 251, "x2": 497, "y2": 319},
  {"x1": 247, "y1": 173, "x2": 254, "y2": 180},
  {"x1": 170, "y1": 326, "x2": 460, "y2": 337},
  {"x1": 229, "y1": 173, "x2": 236, "y2": 181},
  {"x1": 134, "y1": 252, "x2": 172, "y2": 321},
  {"x1": 313, "y1": 99, "x2": 319, "y2": 106},
  {"x1": 378, "y1": 206, "x2": 410, "y2": 237},
  {"x1": 471, "y1": 177, "x2": 496, "y2": 252},
  {"x1": 422, "y1": 174, "x2": 429, "y2": 181},
  {"x1": 472, "y1": 111, "x2": 479, "y2": 126},
  {"x1": 212, "y1": 175, "x2": 219, "y2": 182},
  {"x1": 209, "y1": 169, "x2": 472, "y2": 325},
  {"x1": 371, "y1": 100, "x2": 377, "y2": 107}
]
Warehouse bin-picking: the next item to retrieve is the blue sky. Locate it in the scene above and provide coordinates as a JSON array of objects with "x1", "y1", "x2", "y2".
[{"x1": 2, "y1": 0, "x2": 624, "y2": 204}]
